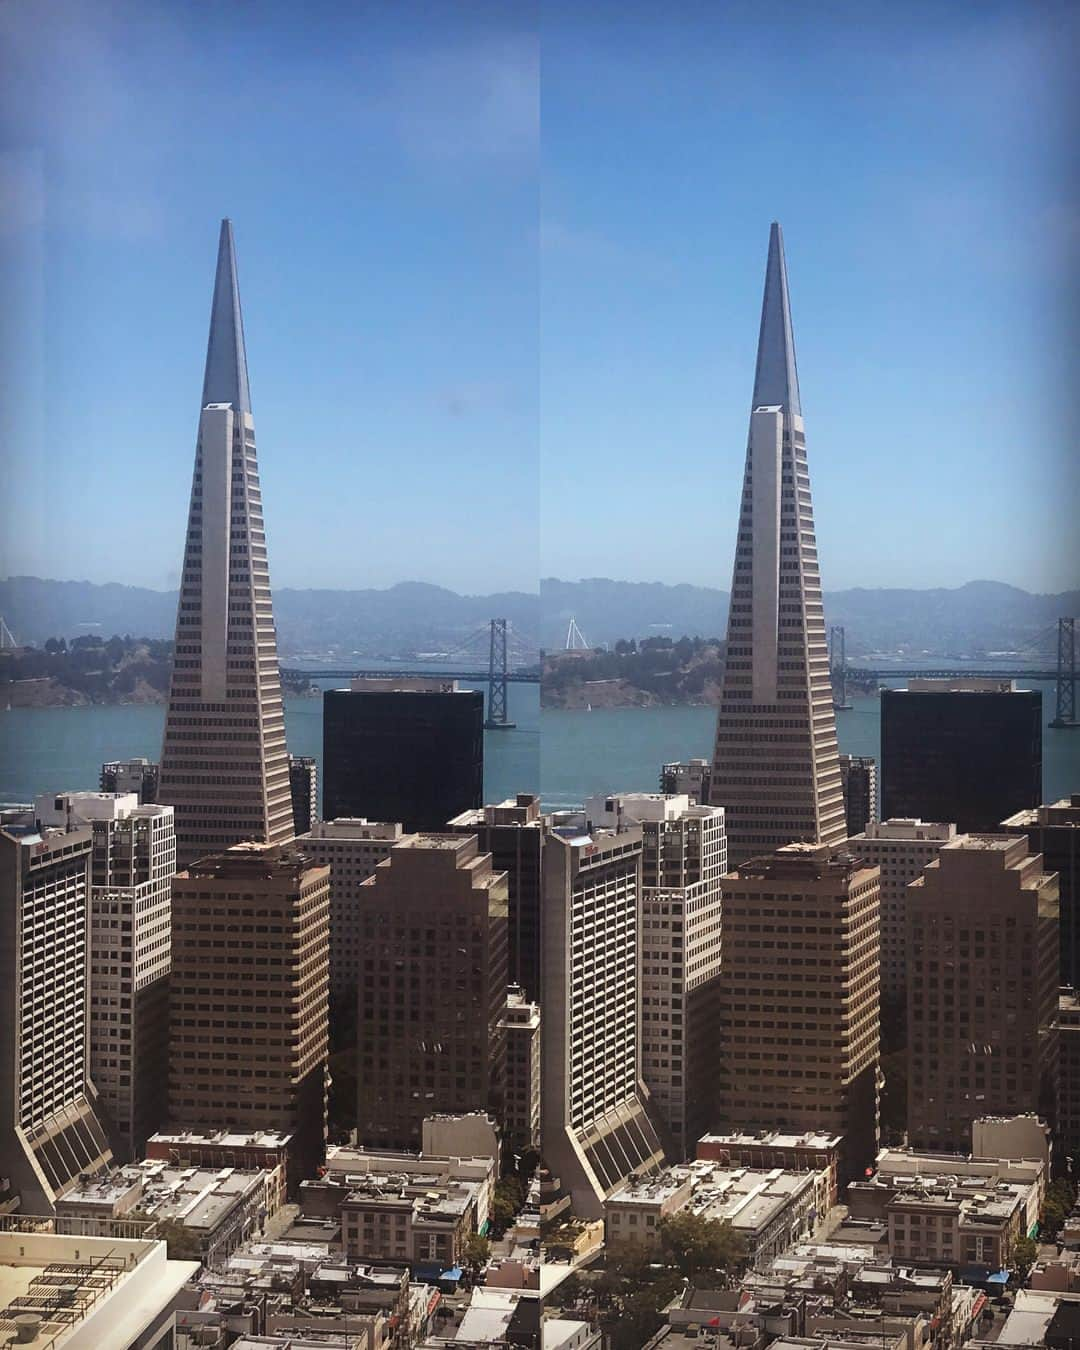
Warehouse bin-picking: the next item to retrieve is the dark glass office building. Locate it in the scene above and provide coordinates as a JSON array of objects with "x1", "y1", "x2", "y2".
[
  {"x1": 322, "y1": 678, "x2": 483, "y2": 831},
  {"x1": 881, "y1": 680, "x2": 1042, "y2": 833}
]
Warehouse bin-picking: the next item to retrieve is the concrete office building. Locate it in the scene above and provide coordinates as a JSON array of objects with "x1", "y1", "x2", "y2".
[
  {"x1": 541, "y1": 820, "x2": 664, "y2": 1218},
  {"x1": 353, "y1": 834, "x2": 508, "y2": 1150},
  {"x1": 499, "y1": 985, "x2": 541, "y2": 1151},
  {"x1": 158, "y1": 220, "x2": 294, "y2": 866},
  {"x1": 881, "y1": 679, "x2": 1042, "y2": 834},
  {"x1": 586, "y1": 792, "x2": 726, "y2": 1158},
  {"x1": 708, "y1": 224, "x2": 847, "y2": 863},
  {"x1": 840, "y1": 755, "x2": 878, "y2": 837},
  {"x1": 660, "y1": 759, "x2": 712, "y2": 804},
  {"x1": 0, "y1": 807, "x2": 112, "y2": 1213},
  {"x1": 35, "y1": 791, "x2": 175, "y2": 1161},
  {"x1": 1059, "y1": 989, "x2": 1080, "y2": 1162},
  {"x1": 169, "y1": 843, "x2": 330, "y2": 1186},
  {"x1": 323, "y1": 676, "x2": 483, "y2": 832},
  {"x1": 288, "y1": 755, "x2": 318, "y2": 836},
  {"x1": 718, "y1": 843, "x2": 882, "y2": 1184},
  {"x1": 1001, "y1": 795, "x2": 1080, "y2": 985},
  {"x1": 846, "y1": 818, "x2": 958, "y2": 1015},
  {"x1": 295, "y1": 818, "x2": 409, "y2": 1015},
  {"x1": 448, "y1": 794, "x2": 545, "y2": 1000},
  {"x1": 906, "y1": 835, "x2": 1059, "y2": 1151},
  {"x1": 100, "y1": 757, "x2": 159, "y2": 804}
]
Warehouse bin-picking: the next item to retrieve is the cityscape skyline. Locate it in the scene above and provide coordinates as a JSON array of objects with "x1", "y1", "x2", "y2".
[
  {"x1": 3, "y1": 4, "x2": 1078, "y2": 599},
  {"x1": 1, "y1": 7, "x2": 1079, "y2": 1344}
]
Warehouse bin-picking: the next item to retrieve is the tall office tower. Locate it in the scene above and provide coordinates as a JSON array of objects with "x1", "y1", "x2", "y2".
[
  {"x1": 447, "y1": 794, "x2": 545, "y2": 1000},
  {"x1": 295, "y1": 818, "x2": 409, "y2": 1038},
  {"x1": 881, "y1": 679, "x2": 1042, "y2": 833},
  {"x1": 586, "y1": 793, "x2": 726, "y2": 1159},
  {"x1": 100, "y1": 757, "x2": 159, "y2": 804},
  {"x1": 719, "y1": 843, "x2": 881, "y2": 1184},
  {"x1": 169, "y1": 844, "x2": 330, "y2": 1185},
  {"x1": 0, "y1": 807, "x2": 112, "y2": 1212},
  {"x1": 500, "y1": 985, "x2": 541, "y2": 1152},
  {"x1": 158, "y1": 220, "x2": 294, "y2": 867},
  {"x1": 288, "y1": 755, "x2": 318, "y2": 835},
  {"x1": 1059, "y1": 990, "x2": 1080, "y2": 1163},
  {"x1": 708, "y1": 224, "x2": 846, "y2": 864},
  {"x1": 906, "y1": 835, "x2": 1059, "y2": 1152},
  {"x1": 1001, "y1": 796, "x2": 1080, "y2": 986},
  {"x1": 35, "y1": 792, "x2": 175, "y2": 1161},
  {"x1": 847, "y1": 818, "x2": 958, "y2": 1024},
  {"x1": 541, "y1": 820, "x2": 665, "y2": 1219},
  {"x1": 323, "y1": 677, "x2": 483, "y2": 832},
  {"x1": 354, "y1": 834, "x2": 508, "y2": 1149},
  {"x1": 660, "y1": 759, "x2": 712, "y2": 804},
  {"x1": 839, "y1": 754, "x2": 878, "y2": 837}
]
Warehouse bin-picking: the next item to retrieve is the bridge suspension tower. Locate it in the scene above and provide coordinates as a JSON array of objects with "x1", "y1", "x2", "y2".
[
  {"x1": 1051, "y1": 617, "x2": 1078, "y2": 730},
  {"x1": 485, "y1": 618, "x2": 516, "y2": 730},
  {"x1": 829, "y1": 625, "x2": 851, "y2": 710}
]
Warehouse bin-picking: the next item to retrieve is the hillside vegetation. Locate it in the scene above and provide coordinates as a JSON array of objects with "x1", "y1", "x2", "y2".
[{"x1": 542, "y1": 636, "x2": 726, "y2": 709}]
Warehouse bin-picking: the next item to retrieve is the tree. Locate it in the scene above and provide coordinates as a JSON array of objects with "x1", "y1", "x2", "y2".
[
  {"x1": 152, "y1": 1218, "x2": 203, "y2": 1262},
  {"x1": 1012, "y1": 1235, "x2": 1037, "y2": 1279},
  {"x1": 462, "y1": 1232, "x2": 490, "y2": 1276},
  {"x1": 658, "y1": 1210, "x2": 745, "y2": 1281}
]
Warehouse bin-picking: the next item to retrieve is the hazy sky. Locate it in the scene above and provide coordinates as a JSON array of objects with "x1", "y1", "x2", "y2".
[{"x1": 2, "y1": 1, "x2": 1077, "y2": 596}]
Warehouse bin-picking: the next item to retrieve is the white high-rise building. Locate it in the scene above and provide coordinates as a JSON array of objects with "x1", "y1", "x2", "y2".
[
  {"x1": 35, "y1": 792, "x2": 176, "y2": 1160},
  {"x1": 0, "y1": 806, "x2": 112, "y2": 1213},
  {"x1": 158, "y1": 219, "x2": 294, "y2": 866},
  {"x1": 847, "y1": 818, "x2": 958, "y2": 1009},
  {"x1": 709, "y1": 224, "x2": 846, "y2": 864},
  {"x1": 541, "y1": 817, "x2": 664, "y2": 1218},
  {"x1": 586, "y1": 793, "x2": 726, "y2": 1159}
]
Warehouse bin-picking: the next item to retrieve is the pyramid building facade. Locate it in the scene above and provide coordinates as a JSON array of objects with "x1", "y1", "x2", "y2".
[
  {"x1": 159, "y1": 220, "x2": 294, "y2": 866},
  {"x1": 709, "y1": 224, "x2": 846, "y2": 864}
]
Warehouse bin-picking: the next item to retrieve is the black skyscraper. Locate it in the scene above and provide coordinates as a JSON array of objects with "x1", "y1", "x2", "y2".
[
  {"x1": 881, "y1": 682, "x2": 1042, "y2": 833},
  {"x1": 322, "y1": 680, "x2": 483, "y2": 832}
]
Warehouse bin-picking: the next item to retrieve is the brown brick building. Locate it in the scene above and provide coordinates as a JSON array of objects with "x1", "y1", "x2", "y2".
[
  {"x1": 355, "y1": 834, "x2": 508, "y2": 1150},
  {"x1": 906, "y1": 835, "x2": 1059, "y2": 1152},
  {"x1": 717, "y1": 842, "x2": 882, "y2": 1183},
  {"x1": 169, "y1": 843, "x2": 330, "y2": 1186}
]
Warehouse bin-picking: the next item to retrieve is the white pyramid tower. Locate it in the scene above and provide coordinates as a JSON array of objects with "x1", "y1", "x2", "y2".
[
  {"x1": 159, "y1": 220, "x2": 294, "y2": 865},
  {"x1": 709, "y1": 224, "x2": 846, "y2": 863}
]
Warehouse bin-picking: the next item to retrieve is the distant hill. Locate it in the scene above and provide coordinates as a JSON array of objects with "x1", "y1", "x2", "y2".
[
  {"x1": 1, "y1": 575, "x2": 1075, "y2": 660},
  {"x1": 541, "y1": 577, "x2": 1080, "y2": 657},
  {"x1": 0, "y1": 577, "x2": 541, "y2": 658}
]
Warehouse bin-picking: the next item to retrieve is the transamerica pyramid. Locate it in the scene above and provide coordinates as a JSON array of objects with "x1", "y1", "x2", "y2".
[
  {"x1": 709, "y1": 224, "x2": 847, "y2": 863},
  {"x1": 159, "y1": 220, "x2": 295, "y2": 866}
]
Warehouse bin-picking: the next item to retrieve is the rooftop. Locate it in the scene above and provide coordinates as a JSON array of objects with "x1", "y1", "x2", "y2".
[{"x1": 0, "y1": 1228, "x2": 196, "y2": 1349}]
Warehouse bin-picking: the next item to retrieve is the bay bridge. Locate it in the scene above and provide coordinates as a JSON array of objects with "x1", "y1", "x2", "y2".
[
  {"x1": 281, "y1": 618, "x2": 540, "y2": 730},
  {"x1": 829, "y1": 617, "x2": 1078, "y2": 729},
  {"x1": 283, "y1": 614, "x2": 1078, "y2": 732}
]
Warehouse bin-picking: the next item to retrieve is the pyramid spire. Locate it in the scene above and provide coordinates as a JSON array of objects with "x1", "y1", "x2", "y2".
[
  {"x1": 751, "y1": 221, "x2": 801, "y2": 416},
  {"x1": 201, "y1": 218, "x2": 251, "y2": 413},
  {"x1": 709, "y1": 224, "x2": 845, "y2": 863},
  {"x1": 160, "y1": 220, "x2": 293, "y2": 865}
]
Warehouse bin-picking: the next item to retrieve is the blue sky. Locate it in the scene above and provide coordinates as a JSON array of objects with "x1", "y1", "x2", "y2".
[{"x1": 2, "y1": 1, "x2": 1076, "y2": 596}]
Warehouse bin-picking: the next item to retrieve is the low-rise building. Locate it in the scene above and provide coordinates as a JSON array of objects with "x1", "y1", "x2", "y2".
[
  {"x1": 320, "y1": 1143, "x2": 496, "y2": 1232},
  {"x1": 145, "y1": 1128, "x2": 292, "y2": 1211},
  {"x1": 697, "y1": 1131, "x2": 843, "y2": 1213},
  {"x1": 303, "y1": 1147, "x2": 496, "y2": 1270},
  {"x1": 605, "y1": 1161, "x2": 826, "y2": 1269},
  {"x1": 55, "y1": 1159, "x2": 283, "y2": 1265},
  {"x1": 848, "y1": 1147, "x2": 1043, "y2": 1276}
]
